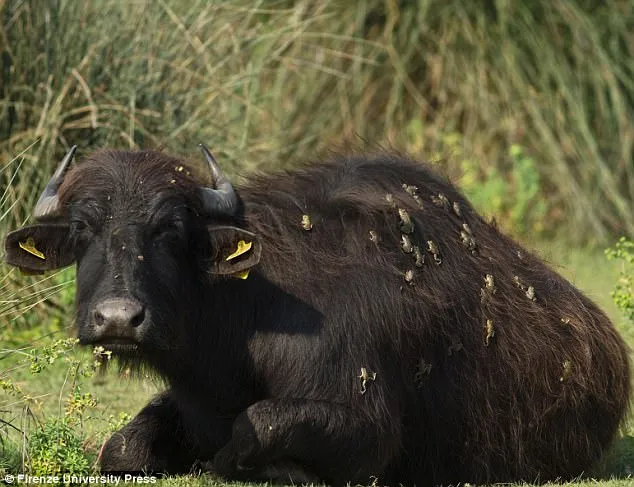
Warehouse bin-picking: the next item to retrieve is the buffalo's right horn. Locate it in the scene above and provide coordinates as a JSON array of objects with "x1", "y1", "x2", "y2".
[
  {"x1": 199, "y1": 144, "x2": 239, "y2": 217},
  {"x1": 33, "y1": 145, "x2": 77, "y2": 220}
]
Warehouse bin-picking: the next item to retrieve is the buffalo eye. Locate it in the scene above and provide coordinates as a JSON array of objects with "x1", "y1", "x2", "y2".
[
  {"x1": 152, "y1": 220, "x2": 185, "y2": 245},
  {"x1": 69, "y1": 219, "x2": 96, "y2": 259},
  {"x1": 70, "y1": 219, "x2": 94, "y2": 237},
  {"x1": 71, "y1": 220, "x2": 87, "y2": 232}
]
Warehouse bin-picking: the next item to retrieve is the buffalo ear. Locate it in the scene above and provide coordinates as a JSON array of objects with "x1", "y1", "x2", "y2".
[
  {"x1": 4, "y1": 224, "x2": 75, "y2": 273},
  {"x1": 207, "y1": 225, "x2": 262, "y2": 278}
]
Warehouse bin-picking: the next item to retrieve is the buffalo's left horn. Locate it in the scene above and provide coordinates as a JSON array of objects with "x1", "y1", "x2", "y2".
[
  {"x1": 33, "y1": 145, "x2": 77, "y2": 220},
  {"x1": 199, "y1": 144, "x2": 238, "y2": 217}
]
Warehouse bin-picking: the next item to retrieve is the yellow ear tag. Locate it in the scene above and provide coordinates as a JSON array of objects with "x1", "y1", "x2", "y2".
[
  {"x1": 225, "y1": 240, "x2": 252, "y2": 261},
  {"x1": 232, "y1": 269, "x2": 251, "y2": 280},
  {"x1": 19, "y1": 237, "x2": 46, "y2": 260}
]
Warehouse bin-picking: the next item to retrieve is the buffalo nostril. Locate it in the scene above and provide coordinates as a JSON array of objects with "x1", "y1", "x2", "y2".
[
  {"x1": 130, "y1": 307, "x2": 145, "y2": 328},
  {"x1": 93, "y1": 298, "x2": 145, "y2": 330},
  {"x1": 94, "y1": 309, "x2": 106, "y2": 327}
]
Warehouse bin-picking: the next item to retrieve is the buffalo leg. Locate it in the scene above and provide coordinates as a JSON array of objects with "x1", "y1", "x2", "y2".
[
  {"x1": 212, "y1": 399, "x2": 399, "y2": 485},
  {"x1": 100, "y1": 391, "x2": 197, "y2": 474}
]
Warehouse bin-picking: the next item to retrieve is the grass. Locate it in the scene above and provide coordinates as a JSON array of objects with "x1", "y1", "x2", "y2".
[
  {"x1": 154, "y1": 480, "x2": 634, "y2": 487},
  {"x1": 539, "y1": 241, "x2": 622, "y2": 320}
]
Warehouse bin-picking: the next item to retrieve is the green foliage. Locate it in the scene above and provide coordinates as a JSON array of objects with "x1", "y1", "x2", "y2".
[
  {"x1": 0, "y1": 377, "x2": 24, "y2": 397},
  {"x1": 407, "y1": 124, "x2": 547, "y2": 236},
  {"x1": 606, "y1": 237, "x2": 634, "y2": 326},
  {"x1": 28, "y1": 417, "x2": 93, "y2": 476},
  {"x1": 65, "y1": 388, "x2": 98, "y2": 419},
  {"x1": 508, "y1": 145, "x2": 547, "y2": 236},
  {"x1": 0, "y1": 436, "x2": 22, "y2": 476},
  {"x1": 0, "y1": 319, "x2": 101, "y2": 474},
  {"x1": 106, "y1": 412, "x2": 132, "y2": 433},
  {"x1": 29, "y1": 338, "x2": 80, "y2": 375},
  {"x1": 597, "y1": 434, "x2": 634, "y2": 480},
  {"x1": 0, "y1": 0, "x2": 632, "y2": 242}
]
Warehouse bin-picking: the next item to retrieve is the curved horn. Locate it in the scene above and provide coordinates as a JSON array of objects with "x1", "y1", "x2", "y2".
[
  {"x1": 199, "y1": 144, "x2": 238, "y2": 217},
  {"x1": 33, "y1": 145, "x2": 77, "y2": 220}
]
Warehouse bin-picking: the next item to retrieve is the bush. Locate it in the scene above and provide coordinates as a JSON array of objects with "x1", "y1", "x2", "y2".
[
  {"x1": 0, "y1": 304, "x2": 101, "y2": 474},
  {"x1": 406, "y1": 126, "x2": 548, "y2": 236},
  {"x1": 606, "y1": 237, "x2": 634, "y2": 327},
  {"x1": 28, "y1": 418, "x2": 93, "y2": 476}
]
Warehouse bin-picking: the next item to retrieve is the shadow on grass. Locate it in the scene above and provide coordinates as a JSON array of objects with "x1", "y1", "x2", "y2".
[
  {"x1": 594, "y1": 434, "x2": 634, "y2": 479},
  {"x1": 0, "y1": 436, "x2": 22, "y2": 475}
]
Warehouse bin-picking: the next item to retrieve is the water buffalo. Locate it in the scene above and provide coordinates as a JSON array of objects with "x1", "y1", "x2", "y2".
[{"x1": 4, "y1": 146, "x2": 631, "y2": 485}]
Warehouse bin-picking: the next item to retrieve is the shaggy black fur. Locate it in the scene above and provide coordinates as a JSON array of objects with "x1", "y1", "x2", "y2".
[{"x1": 4, "y1": 150, "x2": 631, "y2": 486}]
